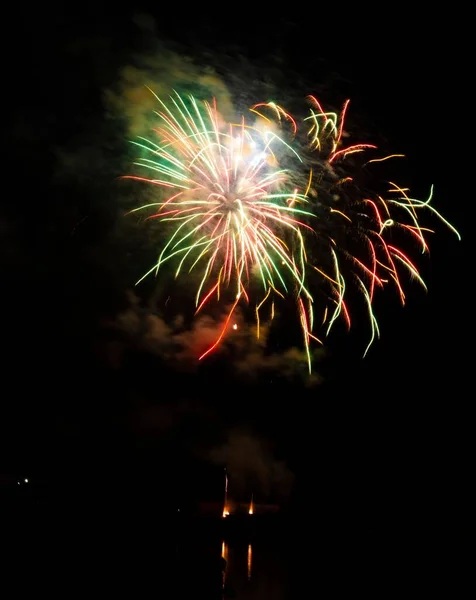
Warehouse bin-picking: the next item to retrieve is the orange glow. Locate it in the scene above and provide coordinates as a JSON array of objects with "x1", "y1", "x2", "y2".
[
  {"x1": 222, "y1": 470, "x2": 230, "y2": 518},
  {"x1": 232, "y1": 323, "x2": 238, "y2": 330},
  {"x1": 247, "y1": 544, "x2": 252, "y2": 580},
  {"x1": 221, "y1": 541, "x2": 229, "y2": 590},
  {"x1": 221, "y1": 541, "x2": 228, "y2": 560},
  {"x1": 249, "y1": 493, "x2": 254, "y2": 515}
]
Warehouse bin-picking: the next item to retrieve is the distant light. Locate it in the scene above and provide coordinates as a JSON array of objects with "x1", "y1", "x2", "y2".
[
  {"x1": 17, "y1": 482, "x2": 20, "y2": 485},
  {"x1": 24, "y1": 478, "x2": 28, "y2": 483},
  {"x1": 232, "y1": 323, "x2": 238, "y2": 330}
]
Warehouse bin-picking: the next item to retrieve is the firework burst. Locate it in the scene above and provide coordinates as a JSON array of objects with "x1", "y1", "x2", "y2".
[{"x1": 126, "y1": 89, "x2": 460, "y2": 372}]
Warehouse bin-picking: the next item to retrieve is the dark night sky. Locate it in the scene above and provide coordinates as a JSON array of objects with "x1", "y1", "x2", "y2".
[{"x1": 2, "y1": 5, "x2": 473, "y2": 534}]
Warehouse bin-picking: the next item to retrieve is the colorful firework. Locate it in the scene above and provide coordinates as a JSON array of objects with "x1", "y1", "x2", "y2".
[{"x1": 126, "y1": 90, "x2": 460, "y2": 372}]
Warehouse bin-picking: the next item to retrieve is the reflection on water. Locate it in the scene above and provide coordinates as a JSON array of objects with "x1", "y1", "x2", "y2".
[
  {"x1": 221, "y1": 541, "x2": 254, "y2": 590},
  {"x1": 221, "y1": 541, "x2": 228, "y2": 592},
  {"x1": 247, "y1": 544, "x2": 252, "y2": 581},
  {"x1": 219, "y1": 538, "x2": 288, "y2": 599}
]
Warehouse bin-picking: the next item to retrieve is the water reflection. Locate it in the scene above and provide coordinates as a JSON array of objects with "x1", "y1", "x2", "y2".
[
  {"x1": 220, "y1": 539, "x2": 288, "y2": 599},
  {"x1": 247, "y1": 544, "x2": 252, "y2": 580},
  {"x1": 222, "y1": 541, "x2": 253, "y2": 589},
  {"x1": 221, "y1": 541, "x2": 228, "y2": 592}
]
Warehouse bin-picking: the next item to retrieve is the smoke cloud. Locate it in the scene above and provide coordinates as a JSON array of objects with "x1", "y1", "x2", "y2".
[
  {"x1": 210, "y1": 430, "x2": 294, "y2": 501},
  {"x1": 105, "y1": 292, "x2": 323, "y2": 384},
  {"x1": 104, "y1": 16, "x2": 235, "y2": 139}
]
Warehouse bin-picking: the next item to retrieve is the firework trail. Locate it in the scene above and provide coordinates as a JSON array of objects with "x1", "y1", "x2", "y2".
[{"x1": 126, "y1": 90, "x2": 460, "y2": 372}]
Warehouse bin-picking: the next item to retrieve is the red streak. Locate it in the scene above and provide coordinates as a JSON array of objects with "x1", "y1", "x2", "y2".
[{"x1": 199, "y1": 298, "x2": 240, "y2": 361}]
